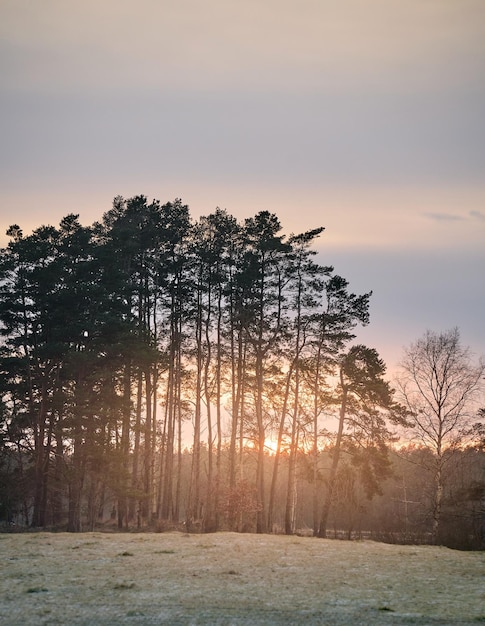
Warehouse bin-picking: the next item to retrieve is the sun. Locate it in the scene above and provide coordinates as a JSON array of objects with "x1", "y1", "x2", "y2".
[{"x1": 264, "y1": 438, "x2": 279, "y2": 455}]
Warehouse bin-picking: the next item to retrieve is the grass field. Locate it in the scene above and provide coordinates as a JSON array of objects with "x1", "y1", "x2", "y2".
[{"x1": 1, "y1": 531, "x2": 484, "y2": 625}]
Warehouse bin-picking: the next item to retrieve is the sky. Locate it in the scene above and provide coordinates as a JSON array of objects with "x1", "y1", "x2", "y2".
[{"x1": 1, "y1": 0, "x2": 484, "y2": 374}]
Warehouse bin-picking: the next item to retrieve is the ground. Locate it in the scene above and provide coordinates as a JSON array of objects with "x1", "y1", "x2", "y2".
[{"x1": 0, "y1": 531, "x2": 484, "y2": 625}]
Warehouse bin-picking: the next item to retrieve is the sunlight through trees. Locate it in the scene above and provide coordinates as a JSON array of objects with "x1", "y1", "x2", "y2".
[{"x1": 0, "y1": 197, "x2": 484, "y2": 548}]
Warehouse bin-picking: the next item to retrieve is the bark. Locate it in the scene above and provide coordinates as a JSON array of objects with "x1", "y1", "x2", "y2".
[
  {"x1": 267, "y1": 361, "x2": 294, "y2": 531},
  {"x1": 318, "y1": 376, "x2": 348, "y2": 538}
]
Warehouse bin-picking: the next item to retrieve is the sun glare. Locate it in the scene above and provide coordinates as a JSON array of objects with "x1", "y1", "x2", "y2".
[{"x1": 264, "y1": 438, "x2": 279, "y2": 455}]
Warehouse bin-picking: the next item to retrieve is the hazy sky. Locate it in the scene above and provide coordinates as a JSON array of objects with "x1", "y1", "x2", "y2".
[{"x1": 1, "y1": 0, "x2": 484, "y2": 371}]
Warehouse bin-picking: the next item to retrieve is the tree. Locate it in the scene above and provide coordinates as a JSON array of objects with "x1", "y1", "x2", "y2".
[
  {"x1": 265, "y1": 227, "x2": 328, "y2": 534},
  {"x1": 396, "y1": 328, "x2": 485, "y2": 543},
  {"x1": 318, "y1": 345, "x2": 407, "y2": 538},
  {"x1": 188, "y1": 209, "x2": 238, "y2": 531},
  {"x1": 3, "y1": 196, "x2": 399, "y2": 536},
  {"x1": 236, "y1": 211, "x2": 290, "y2": 533},
  {"x1": 306, "y1": 275, "x2": 372, "y2": 535}
]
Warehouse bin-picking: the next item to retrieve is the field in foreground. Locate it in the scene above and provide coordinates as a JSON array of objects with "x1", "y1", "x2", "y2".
[{"x1": 0, "y1": 532, "x2": 484, "y2": 625}]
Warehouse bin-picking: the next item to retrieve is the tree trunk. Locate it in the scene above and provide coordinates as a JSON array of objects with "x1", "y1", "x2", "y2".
[
  {"x1": 32, "y1": 384, "x2": 49, "y2": 527},
  {"x1": 267, "y1": 362, "x2": 294, "y2": 532},
  {"x1": 432, "y1": 454, "x2": 444, "y2": 544},
  {"x1": 318, "y1": 381, "x2": 348, "y2": 538},
  {"x1": 142, "y1": 368, "x2": 153, "y2": 524}
]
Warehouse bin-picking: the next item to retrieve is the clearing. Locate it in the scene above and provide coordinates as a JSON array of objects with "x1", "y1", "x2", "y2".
[{"x1": 0, "y1": 531, "x2": 484, "y2": 625}]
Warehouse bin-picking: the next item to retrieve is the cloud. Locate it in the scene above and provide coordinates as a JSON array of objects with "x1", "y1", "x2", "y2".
[
  {"x1": 424, "y1": 212, "x2": 465, "y2": 222},
  {"x1": 425, "y1": 210, "x2": 485, "y2": 223},
  {"x1": 424, "y1": 209, "x2": 485, "y2": 225}
]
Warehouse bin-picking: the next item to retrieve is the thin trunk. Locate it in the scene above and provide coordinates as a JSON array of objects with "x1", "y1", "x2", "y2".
[
  {"x1": 203, "y1": 282, "x2": 214, "y2": 532},
  {"x1": 318, "y1": 375, "x2": 348, "y2": 538},
  {"x1": 230, "y1": 327, "x2": 244, "y2": 491},
  {"x1": 255, "y1": 348, "x2": 266, "y2": 533},
  {"x1": 52, "y1": 423, "x2": 65, "y2": 525},
  {"x1": 68, "y1": 421, "x2": 85, "y2": 532},
  {"x1": 117, "y1": 362, "x2": 131, "y2": 527},
  {"x1": 432, "y1": 449, "x2": 444, "y2": 544},
  {"x1": 174, "y1": 402, "x2": 182, "y2": 522},
  {"x1": 285, "y1": 369, "x2": 300, "y2": 535},
  {"x1": 129, "y1": 369, "x2": 143, "y2": 522},
  {"x1": 156, "y1": 386, "x2": 170, "y2": 519},
  {"x1": 188, "y1": 282, "x2": 203, "y2": 527},
  {"x1": 312, "y1": 340, "x2": 323, "y2": 536},
  {"x1": 143, "y1": 368, "x2": 153, "y2": 524},
  {"x1": 204, "y1": 377, "x2": 214, "y2": 531},
  {"x1": 161, "y1": 351, "x2": 175, "y2": 520},
  {"x1": 214, "y1": 289, "x2": 223, "y2": 531},
  {"x1": 32, "y1": 383, "x2": 48, "y2": 527},
  {"x1": 68, "y1": 367, "x2": 87, "y2": 533},
  {"x1": 172, "y1": 322, "x2": 183, "y2": 521},
  {"x1": 287, "y1": 428, "x2": 299, "y2": 534},
  {"x1": 151, "y1": 369, "x2": 158, "y2": 521},
  {"x1": 267, "y1": 362, "x2": 294, "y2": 531}
]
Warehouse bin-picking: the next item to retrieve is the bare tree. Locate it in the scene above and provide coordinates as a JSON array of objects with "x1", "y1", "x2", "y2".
[{"x1": 396, "y1": 328, "x2": 484, "y2": 543}]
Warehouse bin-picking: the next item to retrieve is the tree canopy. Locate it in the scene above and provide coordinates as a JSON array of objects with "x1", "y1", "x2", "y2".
[{"x1": 0, "y1": 197, "x2": 483, "y2": 548}]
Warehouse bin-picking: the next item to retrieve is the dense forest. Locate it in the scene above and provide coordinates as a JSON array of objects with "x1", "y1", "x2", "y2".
[{"x1": 0, "y1": 196, "x2": 484, "y2": 549}]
